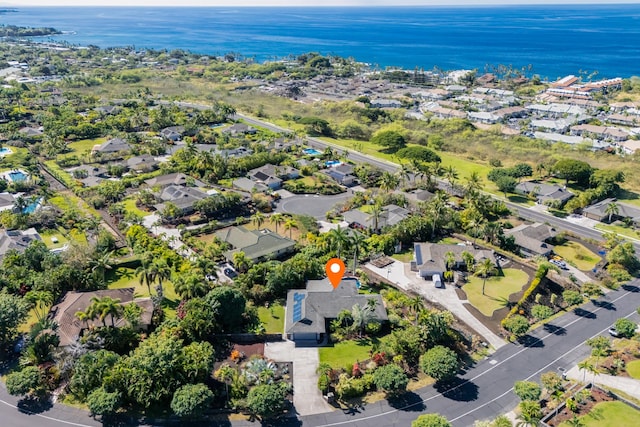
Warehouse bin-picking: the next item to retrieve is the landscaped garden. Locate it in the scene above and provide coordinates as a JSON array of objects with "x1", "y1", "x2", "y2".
[
  {"x1": 557, "y1": 400, "x2": 640, "y2": 427},
  {"x1": 554, "y1": 241, "x2": 600, "y2": 271},
  {"x1": 463, "y1": 268, "x2": 530, "y2": 317}
]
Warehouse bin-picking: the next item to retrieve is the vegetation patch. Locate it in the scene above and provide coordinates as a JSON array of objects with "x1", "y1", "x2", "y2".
[
  {"x1": 257, "y1": 304, "x2": 285, "y2": 333},
  {"x1": 463, "y1": 268, "x2": 529, "y2": 317},
  {"x1": 319, "y1": 338, "x2": 377, "y2": 368},
  {"x1": 554, "y1": 241, "x2": 600, "y2": 271},
  {"x1": 625, "y1": 360, "x2": 640, "y2": 379},
  {"x1": 558, "y1": 401, "x2": 640, "y2": 427}
]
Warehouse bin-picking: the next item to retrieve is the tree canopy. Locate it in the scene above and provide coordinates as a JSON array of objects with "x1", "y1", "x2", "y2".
[{"x1": 419, "y1": 345, "x2": 459, "y2": 382}]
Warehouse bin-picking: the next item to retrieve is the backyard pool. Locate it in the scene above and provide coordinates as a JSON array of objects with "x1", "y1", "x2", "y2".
[
  {"x1": 23, "y1": 197, "x2": 42, "y2": 214},
  {"x1": 325, "y1": 160, "x2": 342, "y2": 167},
  {"x1": 0, "y1": 147, "x2": 12, "y2": 157},
  {"x1": 7, "y1": 170, "x2": 28, "y2": 182},
  {"x1": 303, "y1": 148, "x2": 322, "y2": 156}
]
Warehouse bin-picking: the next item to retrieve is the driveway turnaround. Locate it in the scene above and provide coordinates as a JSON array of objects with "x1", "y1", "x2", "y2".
[{"x1": 275, "y1": 193, "x2": 353, "y2": 219}]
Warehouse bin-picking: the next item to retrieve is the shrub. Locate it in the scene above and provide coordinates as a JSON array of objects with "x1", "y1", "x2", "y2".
[
  {"x1": 419, "y1": 345, "x2": 459, "y2": 382},
  {"x1": 562, "y1": 290, "x2": 583, "y2": 306},
  {"x1": 372, "y1": 364, "x2": 408, "y2": 395},
  {"x1": 514, "y1": 380, "x2": 541, "y2": 401},
  {"x1": 531, "y1": 305, "x2": 553, "y2": 321},
  {"x1": 412, "y1": 413, "x2": 451, "y2": 427},
  {"x1": 86, "y1": 387, "x2": 121, "y2": 417},
  {"x1": 502, "y1": 315, "x2": 529, "y2": 337},
  {"x1": 170, "y1": 383, "x2": 214, "y2": 418},
  {"x1": 614, "y1": 318, "x2": 637, "y2": 338}
]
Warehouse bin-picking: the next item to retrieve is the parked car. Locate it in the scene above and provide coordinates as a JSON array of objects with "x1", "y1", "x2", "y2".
[
  {"x1": 608, "y1": 327, "x2": 619, "y2": 337},
  {"x1": 224, "y1": 267, "x2": 238, "y2": 279}
]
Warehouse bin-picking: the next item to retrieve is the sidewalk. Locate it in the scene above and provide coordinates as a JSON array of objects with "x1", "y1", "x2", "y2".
[
  {"x1": 365, "y1": 260, "x2": 506, "y2": 350},
  {"x1": 566, "y1": 366, "x2": 640, "y2": 400},
  {"x1": 265, "y1": 341, "x2": 334, "y2": 416}
]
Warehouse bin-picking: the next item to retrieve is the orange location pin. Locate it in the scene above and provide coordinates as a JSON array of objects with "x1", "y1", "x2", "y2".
[{"x1": 326, "y1": 258, "x2": 346, "y2": 289}]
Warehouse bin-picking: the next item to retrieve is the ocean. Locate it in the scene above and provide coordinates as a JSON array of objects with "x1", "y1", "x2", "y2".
[{"x1": 1, "y1": 5, "x2": 640, "y2": 79}]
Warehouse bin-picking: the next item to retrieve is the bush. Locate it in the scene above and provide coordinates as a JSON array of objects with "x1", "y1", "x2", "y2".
[
  {"x1": 419, "y1": 345, "x2": 459, "y2": 382},
  {"x1": 373, "y1": 364, "x2": 408, "y2": 395},
  {"x1": 170, "y1": 383, "x2": 214, "y2": 418},
  {"x1": 86, "y1": 387, "x2": 121, "y2": 417},
  {"x1": 412, "y1": 414, "x2": 451, "y2": 427},
  {"x1": 562, "y1": 290, "x2": 583, "y2": 306},
  {"x1": 502, "y1": 315, "x2": 529, "y2": 337},
  {"x1": 531, "y1": 304, "x2": 554, "y2": 321},
  {"x1": 5, "y1": 366, "x2": 43, "y2": 397},
  {"x1": 246, "y1": 383, "x2": 289, "y2": 419},
  {"x1": 582, "y1": 282, "x2": 603, "y2": 298},
  {"x1": 614, "y1": 318, "x2": 637, "y2": 338},
  {"x1": 514, "y1": 380, "x2": 541, "y2": 401}
]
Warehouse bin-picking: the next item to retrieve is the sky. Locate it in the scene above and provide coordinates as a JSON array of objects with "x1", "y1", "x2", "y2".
[{"x1": 5, "y1": 0, "x2": 640, "y2": 6}]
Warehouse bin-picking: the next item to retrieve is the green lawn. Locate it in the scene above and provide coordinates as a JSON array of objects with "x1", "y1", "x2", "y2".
[
  {"x1": 123, "y1": 197, "x2": 150, "y2": 218},
  {"x1": 463, "y1": 268, "x2": 530, "y2": 317},
  {"x1": 0, "y1": 146, "x2": 31, "y2": 169},
  {"x1": 392, "y1": 249, "x2": 414, "y2": 263},
  {"x1": 106, "y1": 267, "x2": 180, "y2": 318},
  {"x1": 39, "y1": 228, "x2": 70, "y2": 250},
  {"x1": 257, "y1": 304, "x2": 285, "y2": 333},
  {"x1": 49, "y1": 191, "x2": 100, "y2": 217},
  {"x1": 319, "y1": 338, "x2": 376, "y2": 368},
  {"x1": 595, "y1": 223, "x2": 640, "y2": 241},
  {"x1": 626, "y1": 360, "x2": 640, "y2": 379},
  {"x1": 558, "y1": 401, "x2": 640, "y2": 427},
  {"x1": 554, "y1": 241, "x2": 600, "y2": 271},
  {"x1": 66, "y1": 137, "x2": 107, "y2": 155}
]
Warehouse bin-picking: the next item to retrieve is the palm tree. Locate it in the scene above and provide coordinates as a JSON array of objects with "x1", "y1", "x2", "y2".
[
  {"x1": 578, "y1": 360, "x2": 593, "y2": 383},
  {"x1": 476, "y1": 258, "x2": 497, "y2": 295},
  {"x1": 174, "y1": 273, "x2": 209, "y2": 300},
  {"x1": 605, "y1": 202, "x2": 619, "y2": 223},
  {"x1": 461, "y1": 251, "x2": 475, "y2": 273},
  {"x1": 368, "y1": 203, "x2": 384, "y2": 232},
  {"x1": 565, "y1": 415, "x2": 585, "y2": 427},
  {"x1": 251, "y1": 211, "x2": 265, "y2": 229},
  {"x1": 89, "y1": 296, "x2": 122, "y2": 327},
  {"x1": 135, "y1": 253, "x2": 156, "y2": 296},
  {"x1": 89, "y1": 250, "x2": 113, "y2": 284},
  {"x1": 349, "y1": 230, "x2": 367, "y2": 273},
  {"x1": 444, "y1": 251, "x2": 456, "y2": 274},
  {"x1": 516, "y1": 401, "x2": 542, "y2": 427},
  {"x1": 351, "y1": 302, "x2": 375, "y2": 338},
  {"x1": 270, "y1": 213, "x2": 285, "y2": 233},
  {"x1": 464, "y1": 171, "x2": 482, "y2": 196},
  {"x1": 25, "y1": 290, "x2": 53, "y2": 323},
  {"x1": 379, "y1": 171, "x2": 399, "y2": 192},
  {"x1": 408, "y1": 296, "x2": 423, "y2": 325},
  {"x1": 232, "y1": 251, "x2": 251, "y2": 273},
  {"x1": 151, "y1": 258, "x2": 172, "y2": 298},
  {"x1": 466, "y1": 215, "x2": 487, "y2": 244},
  {"x1": 444, "y1": 165, "x2": 458, "y2": 192},
  {"x1": 328, "y1": 225, "x2": 350, "y2": 259},
  {"x1": 284, "y1": 217, "x2": 298, "y2": 239}
]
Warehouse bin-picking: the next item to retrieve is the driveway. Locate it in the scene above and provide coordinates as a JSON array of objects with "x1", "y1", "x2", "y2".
[
  {"x1": 275, "y1": 193, "x2": 353, "y2": 219},
  {"x1": 365, "y1": 260, "x2": 506, "y2": 350},
  {"x1": 265, "y1": 341, "x2": 334, "y2": 416}
]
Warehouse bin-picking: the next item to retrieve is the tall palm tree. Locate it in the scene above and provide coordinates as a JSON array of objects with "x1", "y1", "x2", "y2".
[
  {"x1": 232, "y1": 251, "x2": 251, "y2": 273},
  {"x1": 368, "y1": 203, "x2": 384, "y2": 232},
  {"x1": 349, "y1": 230, "x2": 367, "y2": 273},
  {"x1": 444, "y1": 165, "x2": 459, "y2": 192},
  {"x1": 284, "y1": 217, "x2": 298, "y2": 239},
  {"x1": 425, "y1": 192, "x2": 448, "y2": 238},
  {"x1": 25, "y1": 290, "x2": 53, "y2": 323},
  {"x1": 89, "y1": 250, "x2": 113, "y2": 285},
  {"x1": 408, "y1": 296, "x2": 423, "y2": 325},
  {"x1": 152, "y1": 258, "x2": 172, "y2": 298},
  {"x1": 135, "y1": 253, "x2": 156, "y2": 296},
  {"x1": 270, "y1": 213, "x2": 284, "y2": 233},
  {"x1": 460, "y1": 251, "x2": 476, "y2": 273},
  {"x1": 351, "y1": 303, "x2": 375, "y2": 338},
  {"x1": 476, "y1": 258, "x2": 497, "y2": 295},
  {"x1": 578, "y1": 360, "x2": 593, "y2": 383},
  {"x1": 464, "y1": 171, "x2": 483, "y2": 196},
  {"x1": 173, "y1": 273, "x2": 209, "y2": 300},
  {"x1": 379, "y1": 171, "x2": 399, "y2": 193},
  {"x1": 605, "y1": 202, "x2": 619, "y2": 223},
  {"x1": 328, "y1": 225, "x2": 350, "y2": 259},
  {"x1": 251, "y1": 211, "x2": 265, "y2": 229},
  {"x1": 89, "y1": 296, "x2": 122, "y2": 327},
  {"x1": 444, "y1": 251, "x2": 456, "y2": 273}
]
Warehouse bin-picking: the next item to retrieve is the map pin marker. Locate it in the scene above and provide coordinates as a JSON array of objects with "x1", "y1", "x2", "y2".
[{"x1": 326, "y1": 258, "x2": 346, "y2": 289}]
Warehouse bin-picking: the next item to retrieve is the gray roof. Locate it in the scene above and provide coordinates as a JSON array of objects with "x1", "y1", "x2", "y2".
[
  {"x1": 504, "y1": 223, "x2": 556, "y2": 255},
  {"x1": 155, "y1": 184, "x2": 208, "y2": 211},
  {"x1": 285, "y1": 278, "x2": 387, "y2": 335},
  {"x1": 583, "y1": 198, "x2": 640, "y2": 221},
  {"x1": 515, "y1": 181, "x2": 574, "y2": 203},
  {"x1": 0, "y1": 228, "x2": 41, "y2": 259},
  {"x1": 0, "y1": 192, "x2": 15, "y2": 210},
  {"x1": 145, "y1": 172, "x2": 205, "y2": 188},
  {"x1": 249, "y1": 164, "x2": 299, "y2": 180},
  {"x1": 93, "y1": 138, "x2": 131, "y2": 153},
  {"x1": 216, "y1": 226, "x2": 296, "y2": 262},
  {"x1": 414, "y1": 243, "x2": 496, "y2": 273},
  {"x1": 232, "y1": 177, "x2": 268, "y2": 193},
  {"x1": 127, "y1": 154, "x2": 159, "y2": 171},
  {"x1": 343, "y1": 204, "x2": 410, "y2": 229}
]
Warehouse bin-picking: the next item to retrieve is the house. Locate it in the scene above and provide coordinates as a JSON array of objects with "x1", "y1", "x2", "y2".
[
  {"x1": 571, "y1": 124, "x2": 630, "y2": 142},
  {"x1": 74, "y1": 166, "x2": 109, "y2": 187},
  {"x1": 0, "y1": 228, "x2": 42, "y2": 259},
  {"x1": 0, "y1": 192, "x2": 15, "y2": 211},
  {"x1": 412, "y1": 243, "x2": 496, "y2": 280},
  {"x1": 19, "y1": 127, "x2": 43, "y2": 137},
  {"x1": 222, "y1": 123, "x2": 257, "y2": 136},
  {"x1": 126, "y1": 154, "x2": 159, "y2": 173},
  {"x1": 370, "y1": 99, "x2": 403, "y2": 108},
  {"x1": 618, "y1": 139, "x2": 640, "y2": 155},
  {"x1": 514, "y1": 181, "x2": 574, "y2": 206},
  {"x1": 233, "y1": 177, "x2": 269, "y2": 193},
  {"x1": 49, "y1": 288, "x2": 153, "y2": 347},
  {"x1": 248, "y1": 164, "x2": 300, "y2": 190},
  {"x1": 145, "y1": 172, "x2": 205, "y2": 188},
  {"x1": 92, "y1": 138, "x2": 131, "y2": 154},
  {"x1": 154, "y1": 184, "x2": 209, "y2": 215},
  {"x1": 160, "y1": 126, "x2": 185, "y2": 142},
  {"x1": 343, "y1": 204, "x2": 410, "y2": 230},
  {"x1": 324, "y1": 163, "x2": 358, "y2": 187},
  {"x1": 582, "y1": 198, "x2": 640, "y2": 225},
  {"x1": 404, "y1": 189, "x2": 435, "y2": 205},
  {"x1": 284, "y1": 278, "x2": 387, "y2": 343},
  {"x1": 504, "y1": 222, "x2": 556, "y2": 257},
  {"x1": 94, "y1": 105, "x2": 120, "y2": 115},
  {"x1": 215, "y1": 226, "x2": 296, "y2": 263}
]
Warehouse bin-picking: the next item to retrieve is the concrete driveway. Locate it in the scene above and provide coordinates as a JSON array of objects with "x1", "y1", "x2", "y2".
[
  {"x1": 275, "y1": 193, "x2": 353, "y2": 219},
  {"x1": 265, "y1": 341, "x2": 334, "y2": 416},
  {"x1": 365, "y1": 259, "x2": 506, "y2": 350}
]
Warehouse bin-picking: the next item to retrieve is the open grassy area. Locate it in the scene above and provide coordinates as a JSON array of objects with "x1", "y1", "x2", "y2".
[
  {"x1": 66, "y1": 137, "x2": 107, "y2": 155},
  {"x1": 242, "y1": 220, "x2": 303, "y2": 241},
  {"x1": 554, "y1": 241, "x2": 600, "y2": 271},
  {"x1": 0, "y1": 146, "x2": 31, "y2": 169},
  {"x1": 626, "y1": 360, "x2": 640, "y2": 379},
  {"x1": 595, "y1": 223, "x2": 640, "y2": 241},
  {"x1": 122, "y1": 197, "x2": 150, "y2": 218},
  {"x1": 107, "y1": 267, "x2": 180, "y2": 319},
  {"x1": 257, "y1": 304, "x2": 285, "y2": 333},
  {"x1": 49, "y1": 191, "x2": 100, "y2": 217},
  {"x1": 391, "y1": 249, "x2": 414, "y2": 263},
  {"x1": 463, "y1": 268, "x2": 530, "y2": 317},
  {"x1": 319, "y1": 338, "x2": 376, "y2": 368},
  {"x1": 39, "y1": 228, "x2": 70, "y2": 250},
  {"x1": 558, "y1": 401, "x2": 640, "y2": 427}
]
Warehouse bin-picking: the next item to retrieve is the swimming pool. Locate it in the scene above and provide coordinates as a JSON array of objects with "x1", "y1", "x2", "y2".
[
  {"x1": 0, "y1": 147, "x2": 12, "y2": 157},
  {"x1": 22, "y1": 197, "x2": 42, "y2": 214},
  {"x1": 8, "y1": 171, "x2": 27, "y2": 182},
  {"x1": 325, "y1": 160, "x2": 342, "y2": 167},
  {"x1": 303, "y1": 148, "x2": 322, "y2": 156}
]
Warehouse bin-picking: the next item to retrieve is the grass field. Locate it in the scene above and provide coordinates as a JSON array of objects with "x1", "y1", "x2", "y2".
[
  {"x1": 554, "y1": 241, "x2": 600, "y2": 271},
  {"x1": 122, "y1": 197, "x2": 150, "y2": 218},
  {"x1": 257, "y1": 304, "x2": 285, "y2": 333},
  {"x1": 242, "y1": 220, "x2": 303, "y2": 241},
  {"x1": 49, "y1": 191, "x2": 100, "y2": 217},
  {"x1": 106, "y1": 267, "x2": 180, "y2": 318},
  {"x1": 595, "y1": 223, "x2": 640, "y2": 240},
  {"x1": 39, "y1": 228, "x2": 70, "y2": 250},
  {"x1": 463, "y1": 268, "x2": 530, "y2": 317},
  {"x1": 319, "y1": 338, "x2": 377, "y2": 368},
  {"x1": 626, "y1": 360, "x2": 640, "y2": 379},
  {"x1": 66, "y1": 137, "x2": 107, "y2": 155},
  {"x1": 0, "y1": 146, "x2": 31, "y2": 169},
  {"x1": 558, "y1": 401, "x2": 640, "y2": 427}
]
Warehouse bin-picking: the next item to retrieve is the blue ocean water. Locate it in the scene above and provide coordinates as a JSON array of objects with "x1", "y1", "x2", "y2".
[{"x1": 2, "y1": 5, "x2": 640, "y2": 79}]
